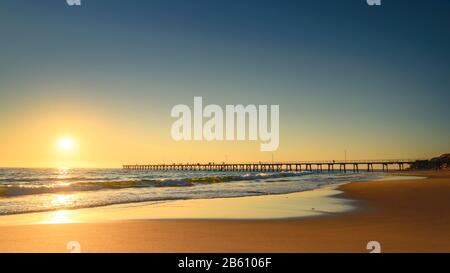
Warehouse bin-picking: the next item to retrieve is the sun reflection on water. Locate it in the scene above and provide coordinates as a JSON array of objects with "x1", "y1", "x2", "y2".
[{"x1": 51, "y1": 194, "x2": 75, "y2": 207}]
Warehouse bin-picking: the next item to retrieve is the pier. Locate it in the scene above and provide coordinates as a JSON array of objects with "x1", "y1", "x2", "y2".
[{"x1": 123, "y1": 160, "x2": 417, "y2": 173}]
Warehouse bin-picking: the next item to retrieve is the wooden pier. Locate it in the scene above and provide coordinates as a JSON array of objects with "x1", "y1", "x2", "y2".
[{"x1": 123, "y1": 160, "x2": 417, "y2": 173}]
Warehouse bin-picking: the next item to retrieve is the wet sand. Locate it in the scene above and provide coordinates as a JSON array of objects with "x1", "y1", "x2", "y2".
[{"x1": 0, "y1": 171, "x2": 449, "y2": 252}]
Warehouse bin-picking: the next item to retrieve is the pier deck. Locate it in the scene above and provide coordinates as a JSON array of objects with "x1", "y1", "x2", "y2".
[{"x1": 123, "y1": 160, "x2": 417, "y2": 173}]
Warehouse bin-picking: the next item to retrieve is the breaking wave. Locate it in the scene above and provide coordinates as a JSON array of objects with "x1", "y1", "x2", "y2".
[{"x1": 0, "y1": 172, "x2": 305, "y2": 197}]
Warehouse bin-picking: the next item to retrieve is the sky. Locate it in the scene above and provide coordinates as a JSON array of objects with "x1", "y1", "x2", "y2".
[{"x1": 0, "y1": 0, "x2": 449, "y2": 168}]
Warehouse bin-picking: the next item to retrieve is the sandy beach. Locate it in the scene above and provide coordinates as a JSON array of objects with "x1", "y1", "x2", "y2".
[{"x1": 0, "y1": 171, "x2": 449, "y2": 253}]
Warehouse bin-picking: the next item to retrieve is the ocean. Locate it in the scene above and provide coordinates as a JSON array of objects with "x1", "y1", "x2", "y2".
[{"x1": 0, "y1": 168, "x2": 384, "y2": 215}]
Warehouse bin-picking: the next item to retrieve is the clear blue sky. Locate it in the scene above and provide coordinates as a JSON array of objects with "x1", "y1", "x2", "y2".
[{"x1": 0, "y1": 0, "x2": 449, "y2": 166}]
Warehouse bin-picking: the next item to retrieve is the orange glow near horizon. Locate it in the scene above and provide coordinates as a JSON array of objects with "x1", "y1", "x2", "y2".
[{"x1": 0, "y1": 99, "x2": 445, "y2": 168}]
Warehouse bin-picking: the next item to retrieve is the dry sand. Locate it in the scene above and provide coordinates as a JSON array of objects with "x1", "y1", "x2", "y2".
[{"x1": 0, "y1": 171, "x2": 449, "y2": 253}]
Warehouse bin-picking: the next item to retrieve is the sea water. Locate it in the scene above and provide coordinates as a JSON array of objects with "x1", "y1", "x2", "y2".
[{"x1": 0, "y1": 168, "x2": 384, "y2": 215}]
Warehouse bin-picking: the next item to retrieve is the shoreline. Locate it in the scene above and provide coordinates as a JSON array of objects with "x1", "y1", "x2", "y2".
[
  {"x1": 0, "y1": 171, "x2": 449, "y2": 252},
  {"x1": 0, "y1": 172, "x2": 396, "y2": 225},
  {"x1": 0, "y1": 184, "x2": 356, "y2": 225}
]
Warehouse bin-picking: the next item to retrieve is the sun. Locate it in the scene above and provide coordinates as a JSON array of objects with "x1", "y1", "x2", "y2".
[{"x1": 58, "y1": 138, "x2": 75, "y2": 151}]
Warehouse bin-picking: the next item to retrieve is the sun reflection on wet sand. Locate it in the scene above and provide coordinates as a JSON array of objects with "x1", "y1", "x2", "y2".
[
  {"x1": 40, "y1": 210, "x2": 74, "y2": 224},
  {"x1": 42, "y1": 193, "x2": 78, "y2": 224}
]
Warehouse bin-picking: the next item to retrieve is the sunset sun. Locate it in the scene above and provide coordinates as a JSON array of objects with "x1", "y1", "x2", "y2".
[{"x1": 57, "y1": 138, "x2": 75, "y2": 152}]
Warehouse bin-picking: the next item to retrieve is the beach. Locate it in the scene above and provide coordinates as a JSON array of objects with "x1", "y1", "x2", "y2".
[{"x1": 0, "y1": 171, "x2": 449, "y2": 253}]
